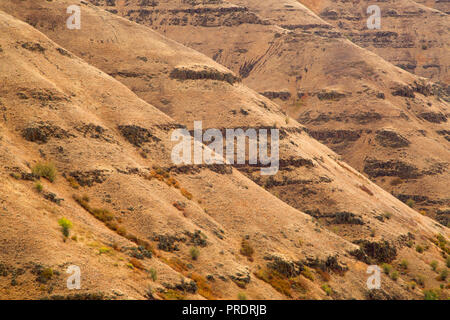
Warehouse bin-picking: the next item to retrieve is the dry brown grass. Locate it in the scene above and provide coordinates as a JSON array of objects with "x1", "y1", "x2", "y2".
[
  {"x1": 254, "y1": 268, "x2": 292, "y2": 297},
  {"x1": 240, "y1": 239, "x2": 254, "y2": 261},
  {"x1": 190, "y1": 272, "x2": 218, "y2": 300},
  {"x1": 129, "y1": 258, "x2": 145, "y2": 270},
  {"x1": 359, "y1": 184, "x2": 374, "y2": 196}
]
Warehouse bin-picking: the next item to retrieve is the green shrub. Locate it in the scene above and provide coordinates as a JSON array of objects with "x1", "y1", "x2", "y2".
[
  {"x1": 32, "y1": 162, "x2": 57, "y2": 182},
  {"x1": 58, "y1": 217, "x2": 73, "y2": 237},
  {"x1": 430, "y1": 260, "x2": 438, "y2": 271},
  {"x1": 415, "y1": 245, "x2": 424, "y2": 253},
  {"x1": 190, "y1": 247, "x2": 200, "y2": 261},
  {"x1": 446, "y1": 256, "x2": 450, "y2": 268}
]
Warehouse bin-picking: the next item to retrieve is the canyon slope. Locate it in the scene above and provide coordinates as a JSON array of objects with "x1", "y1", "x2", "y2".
[
  {"x1": 0, "y1": 1, "x2": 448, "y2": 300},
  {"x1": 78, "y1": 0, "x2": 450, "y2": 224}
]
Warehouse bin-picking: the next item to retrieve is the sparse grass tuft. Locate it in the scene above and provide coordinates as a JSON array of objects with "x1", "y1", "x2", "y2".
[
  {"x1": 383, "y1": 212, "x2": 392, "y2": 220},
  {"x1": 321, "y1": 284, "x2": 332, "y2": 296},
  {"x1": 390, "y1": 270, "x2": 399, "y2": 281},
  {"x1": 73, "y1": 195, "x2": 113, "y2": 223},
  {"x1": 381, "y1": 263, "x2": 392, "y2": 275},
  {"x1": 66, "y1": 176, "x2": 80, "y2": 189},
  {"x1": 34, "y1": 181, "x2": 43, "y2": 193},
  {"x1": 237, "y1": 292, "x2": 247, "y2": 300},
  {"x1": 98, "y1": 247, "x2": 111, "y2": 254},
  {"x1": 430, "y1": 260, "x2": 438, "y2": 272},
  {"x1": 400, "y1": 260, "x2": 409, "y2": 270},
  {"x1": 406, "y1": 199, "x2": 415, "y2": 208},
  {"x1": 32, "y1": 162, "x2": 57, "y2": 182},
  {"x1": 149, "y1": 268, "x2": 157, "y2": 281},
  {"x1": 163, "y1": 289, "x2": 186, "y2": 300}
]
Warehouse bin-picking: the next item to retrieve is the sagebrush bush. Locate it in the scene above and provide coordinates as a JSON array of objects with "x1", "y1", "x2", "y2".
[
  {"x1": 34, "y1": 181, "x2": 43, "y2": 193},
  {"x1": 32, "y1": 162, "x2": 57, "y2": 182},
  {"x1": 190, "y1": 247, "x2": 200, "y2": 261}
]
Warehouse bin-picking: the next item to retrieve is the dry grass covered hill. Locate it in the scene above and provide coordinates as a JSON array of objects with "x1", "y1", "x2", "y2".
[
  {"x1": 80, "y1": 0, "x2": 450, "y2": 224},
  {"x1": 0, "y1": 1, "x2": 448, "y2": 300}
]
